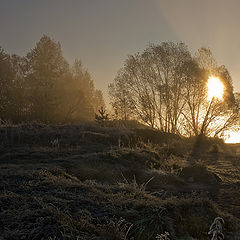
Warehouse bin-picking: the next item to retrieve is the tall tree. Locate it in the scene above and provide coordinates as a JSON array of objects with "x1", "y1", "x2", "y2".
[
  {"x1": 109, "y1": 42, "x2": 239, "y2": 137},
  {"x1": 9, "y1": 54, "x2": 29, "y2": 122},
  {"x1": 0, "y1": 36, "x2": 105, "y2": 124},
  {"x1": 182, "y1": 50, "x2": 238, "y2": 137},
  {"x1": 25, "y1": 35, "x2": 69, "y2": 122},
  {"x1": 109, "y1": 73, "x2": 135, "y2": 120},
  {"x1": 60, "y1": 60, "x2": 105, "y2": 122},
  {"x1": 0, "y1": 47, "x2": 15, "y2": 121},
  {"x1": 109, "y1": 42, "x2": 192, "y2": 131}
]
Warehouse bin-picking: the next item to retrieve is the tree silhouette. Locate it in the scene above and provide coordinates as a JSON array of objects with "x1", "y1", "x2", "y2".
[
  {"x1": 0, "y1": 47, "x2": 15, "y2": 121},
  {"x1": 0, "y1": 35, "x2": 105, "y2": 124},
  {"x1": 25, "y1": 35, "x2": 70, "y2": 122},
  {"x1": 109, "y1": 42, "x2": 239, "y2": 137}
]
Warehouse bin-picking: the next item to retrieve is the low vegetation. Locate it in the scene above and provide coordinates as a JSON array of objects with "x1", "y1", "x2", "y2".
[{"x1": 1, "y1": 122, "x2": 240, "y2": 239}]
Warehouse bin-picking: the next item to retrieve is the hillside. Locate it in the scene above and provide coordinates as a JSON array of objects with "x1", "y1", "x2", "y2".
[{"x1": 1, "y1": 123, "x2": 240, "y2": 239}]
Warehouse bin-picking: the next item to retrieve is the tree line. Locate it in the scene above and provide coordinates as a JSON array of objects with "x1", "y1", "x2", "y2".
[
  {"x1": 1, "y1": 37, "x2": 239, "y2": 137},
  {"x1": 0, "y1": 35, "x2": 105, "y2": 124},
  {"x1": 109, "y1": 42, "x2": 240, "y2": 137}
]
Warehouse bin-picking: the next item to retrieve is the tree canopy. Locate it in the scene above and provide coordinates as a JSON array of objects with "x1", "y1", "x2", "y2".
[
  {"x1": 109, "y1": 42, "x2": 239, "y2": 137},
  {"x1": 0, "y1": 35, "x2": 105, "y2": 123}
]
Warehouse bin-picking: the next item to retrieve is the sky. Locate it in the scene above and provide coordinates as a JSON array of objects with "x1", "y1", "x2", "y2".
[{"x1": 1, "y1": 0, "x2": 240, "y2": 103}]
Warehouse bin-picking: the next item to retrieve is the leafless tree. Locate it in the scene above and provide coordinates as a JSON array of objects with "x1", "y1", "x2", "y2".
[{"x1": 109, "y1": 42, "x2": 239, "y2": 137}]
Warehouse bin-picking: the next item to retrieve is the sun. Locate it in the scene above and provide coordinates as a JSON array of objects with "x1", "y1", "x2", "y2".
[
  {"x1": 207, "y1": 76, "x2": 225, "y2": 101},
  {"x1": 225, "y1": 131, "x2": 240, "y2": 144}
]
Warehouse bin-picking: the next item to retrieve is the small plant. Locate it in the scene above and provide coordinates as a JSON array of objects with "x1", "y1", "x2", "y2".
[
  {"x1": 119, "y1": 174, "x2": 154, "y2": 195},
  {"x1": 50, "y1": 138, "x2": 60, "y2": 148},
  {"x1": 100, "y1": 217, "x2": 133, "y2": 240},
  {"x1": 0, "y1": 118, "x2": 13, "y2": 126},
  {"x1": 95, "y1": 107, "x2": 109, "y2": 122},
  {"x1": 156, "y1": 231, "x2": 170, "y2": 240},
  {"x1": 208, "y1": 217, "x2": 224, "y2": 240}
]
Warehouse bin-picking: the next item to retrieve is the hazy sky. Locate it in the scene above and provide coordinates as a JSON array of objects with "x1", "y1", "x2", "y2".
[{"x1": 1, "y1": 0, "x2": 240, "y2": 102}]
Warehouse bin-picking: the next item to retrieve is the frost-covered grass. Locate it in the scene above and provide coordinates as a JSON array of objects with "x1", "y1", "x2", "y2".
[{"x1": 0, "y1": 123, "x2": 240, "y2": 239}]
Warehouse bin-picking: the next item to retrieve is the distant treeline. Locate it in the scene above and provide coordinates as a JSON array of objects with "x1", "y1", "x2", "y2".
[{"x1": 0, "y1": 35, "x2": 105, "y2": 123}]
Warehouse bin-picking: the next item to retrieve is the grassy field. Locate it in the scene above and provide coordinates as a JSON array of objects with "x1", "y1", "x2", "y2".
[{"x1": 1, "y1": 122, "x2": 240, "y2": 239}]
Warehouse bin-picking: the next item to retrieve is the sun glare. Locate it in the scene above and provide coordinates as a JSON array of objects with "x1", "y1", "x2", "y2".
[
  {"x1": 225, "y1": 131, "x2": 240, "y2": 144},
  {"x1": 207, "y1": 76, "x2": 224, "y2": 101}
]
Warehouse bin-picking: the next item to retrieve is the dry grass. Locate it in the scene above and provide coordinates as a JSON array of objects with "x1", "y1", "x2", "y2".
[{"x1": 0, "y1": 123, "x2": 240, "y2": 239}]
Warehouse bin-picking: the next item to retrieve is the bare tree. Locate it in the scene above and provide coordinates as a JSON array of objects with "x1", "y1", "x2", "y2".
[
  {"x1": 109, "y1": 42, "x2": 239, "y2": 137},
  {"x1": 109, "y1": 42, "x2": 192, "y2": 132},
  {"x1": 109, "y1": 72, "x2": 135, "y2": 121},
  {"x1": 182, "y1": 50, "x2": 239, "y2": 137}
]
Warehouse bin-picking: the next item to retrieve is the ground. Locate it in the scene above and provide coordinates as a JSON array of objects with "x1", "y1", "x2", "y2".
[{"x1": 0, "y1": 122, "x2": 240, "y2": 239}]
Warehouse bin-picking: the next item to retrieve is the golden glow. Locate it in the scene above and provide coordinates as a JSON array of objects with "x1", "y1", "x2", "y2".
[
  {"x1": 225, "y1": 131, "x2": 240, "y2": 144},
  {"x1": 207, "y1": 76, "x2": 224, "y2": 101}
]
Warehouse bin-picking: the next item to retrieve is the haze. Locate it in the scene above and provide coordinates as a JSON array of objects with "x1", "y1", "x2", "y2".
[{"x1": 1, "y1": 0, "x2": 240, "y2": 100}]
